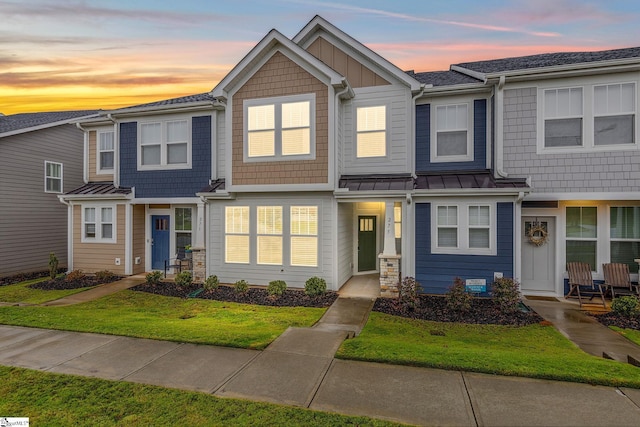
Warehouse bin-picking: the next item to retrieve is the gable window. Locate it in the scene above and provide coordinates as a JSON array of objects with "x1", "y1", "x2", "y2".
[
  {"x1": 225, "y1": 206, "x2": 249, "y2": 264},
  {"x1": 245, "y1": 94, "x2": 314, "y2": 161},
  {"x1": 290, "y1": 206, "x2": 318, "y2": 267},
  {"x1": 610, "y1": 207, "x2": 640, "y2": 273},
  {"x1": 138, "y1": 118, "x2": 190, "y2": 170},
  {"x1": 44, "y1": 161, "x2": 62, "y2": 193},
  {"x1": 356, "y1": 105, "x2": 386, "y2": 158},
  {"x1": 544, "y1": 87, "x2": 583, "y2": 148},
  {"x1": 432, "y1": 202, "x2": 495, "y2": 255},
  {"x1": 566, "y1": 206, "x2": 597, "y2": 270},
  {"x1": 175, "y1": 207, "x2": 192, "y2": 252},
  {"x1": 257, "y1": 206, "x2": 282, "y2": 265},
  {"x1": 594, "y1": 83, "x2": 635, "y2": 146},
  {"x1": 98, "y1": 130, "x2": 115, "y2": 172},
  {"x1": 83, "y1": 206, "x2": 115, "y2": 242}
]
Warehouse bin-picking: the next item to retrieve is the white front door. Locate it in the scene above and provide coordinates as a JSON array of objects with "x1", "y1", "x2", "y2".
[{"x1": 521, "y1": 217, "x2": 556, "y2": 294}]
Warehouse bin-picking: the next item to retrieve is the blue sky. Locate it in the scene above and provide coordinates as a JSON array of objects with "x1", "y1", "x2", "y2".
[{"x1": 2, "y1": 0, "x2": 639, "y2": 113}]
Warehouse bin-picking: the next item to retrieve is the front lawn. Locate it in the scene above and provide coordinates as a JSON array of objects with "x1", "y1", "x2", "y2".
[
  {"x1": 337, "y1": 312, "x2": 640, "y2": 389},
  {"x1": 0, "y1": 366, "x2": 397, "y2": 426},
  {"x1": 0, "y1": 277, "x2": 94, "y2": 305},
  {"x1": 611, "y1": 326, "x2": 640, "y2": 347},
  {"x1": 0, "y1": 290, "x2": 325, "y2": 349}
]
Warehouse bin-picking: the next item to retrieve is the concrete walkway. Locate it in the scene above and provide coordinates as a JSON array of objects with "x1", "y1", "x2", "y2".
[
  {"x1": 2, "y1": 277, "x2": 640, "y2": 425},
  {"x1": 41, "y1": 274, "x2": 146, "y2": 306}
]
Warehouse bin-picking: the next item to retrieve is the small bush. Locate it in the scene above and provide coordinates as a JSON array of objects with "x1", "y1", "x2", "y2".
[
  {"x1": 145, "y1": 271, "x2": 163, "y2": 285},
  {"x1": 175, "y1": 271, "x2": 193, "y2": 287},
  {"x1": 95, "y1": 270, "x2": 115, "y2": 282},
  {"x1": 611, "y1": 296, "x2": 640, "y2": 318},
  {"x1": 446, "y1": 277, "x2": 473, "y2": 313},
  {"x1": 48, "y1": 252, "x2": 59, "y2": 279},
  {"x1": 305, "y1": 276, "x2": 326, "y2": 297},
  {"x1": 267, "y1": 280, "x2": 287, "y2": 297},
  {"x1": 234, "y1": 279, "x2": 249, "y2": 294},
  {"x1": 65, "y1": 269, "x2": 85, "y2": 282},
  {"x1": 203, "y1": 275, "x2": 219, "y2": 291},
  {"x1": 397, "y1": 276, "x2": 422, "y2": 308},
  {"x1": 492, "y1": 277, "x2": 521, "y2": 314}
]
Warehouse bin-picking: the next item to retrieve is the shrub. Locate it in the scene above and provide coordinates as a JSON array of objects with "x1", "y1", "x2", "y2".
[
  {"x1": 95, "y1": 270, "x2": 115, "y2": 282},
  {"x1": 48, "y1": 252, "x2": 59, "y2": 279},
  {"x1": 65, "y1": 269, "x2": 85, "y2": 282},
  {"x1": 175, "y1": 271, "x2": 193, "y2": 287},
  {"x1": 611, "y1": 296, "x2": 640, "y2": 318},
  {"x1": 234, "y1": 279, "x2": 249, "y2": 294},
  {"x1": 145, "y1": 271, "x2": 163, "y2": 285},
  {"x1": 397, "y1": 276, "x2": 422, "y2": 308},
  {"x1": 267, "y1": 280, "x2": 287, "y2": 297},
  {"x1": 305, "y1": 276, "x2": 326, "y2": 297},
  {"x1": 203, "y1": 275, "x2": 219, "y2": 291},
  {"x1": 446, "y1": 277, "x2": 473, "y2": 313},
  {"x1": 492, "y1": 277, "x2": 521, "y2": 314}
]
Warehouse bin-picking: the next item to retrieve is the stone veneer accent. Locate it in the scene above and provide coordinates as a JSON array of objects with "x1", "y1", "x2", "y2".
[
  {"x1": 379, "y1": 254, "x2": 401, "y2": 297},
  {"x1": 503, "y1": 87, "x2": 640, "y2": 193},
  {"x1": 191, "y1": 248, "x2": 206, "y2": 284}
]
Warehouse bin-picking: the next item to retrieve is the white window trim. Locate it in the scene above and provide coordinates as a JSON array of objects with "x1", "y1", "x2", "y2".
[
  {"x1": 81, "y1": 204, "x2": 117, "y2": 244},
  {"x1": 537, "y1": 80, "x2": 639, "y2": 154},
  {"x1": 430, "y1": 100, "x2": 474, "y2": 163},
  {"x1": 97, "y1": 128, "x2": 115, "y2": 175},
  {"x1": 354, "y1": 103, "x2": 389, "y2": 160},
  {"x1": 137, "y1": 115, "x2": 192, "y2": 171},
  {"x1": 431, "y1": 201, "x2": 496, "y2": 255},
  {"x1": 44, "y1": 161, "x2": 63, "y2": 193},
  {"x1": 243, "y1": 93, "x2": 316, "y2": 162},
  {"x1": 225, "y1": 206, "x2": 250, "y2": 264}
]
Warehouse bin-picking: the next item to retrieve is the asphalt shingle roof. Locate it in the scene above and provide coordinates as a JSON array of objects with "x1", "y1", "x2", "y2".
[
  {"x1": 0, "y1": 110, "x2": 99, "y2": 135},
  {"x1": 455, "y1": 46, "x2": 640, "y2": 74},
  {"x1": 408, "y1": 70, "x2": 482, "y2": 87},
  {"x1": 115, "y1": 92, "x2": 216, "y2": 111}
]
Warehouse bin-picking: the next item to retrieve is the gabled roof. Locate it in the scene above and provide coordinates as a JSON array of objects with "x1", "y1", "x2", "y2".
[
  {"x1": 0, "y1": 110, "x2": 99, "y2": 137},
  {"x1": 408, "y1": 70, "x2": 482, "y2": 87}
]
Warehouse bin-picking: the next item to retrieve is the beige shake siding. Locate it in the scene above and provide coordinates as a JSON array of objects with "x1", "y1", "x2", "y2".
[
  {"x1": 132, "y1": 204, "x2": 146, "y2": 274},
  {"x1": 88, "y1": 130, "x2": 113, "y2": 182},
  {"x1": 232, "y1": 51, "x2": 329, "y2": 185},
  {"x1": 306, "y1": 37, "x2": 390, "y2": 88}
]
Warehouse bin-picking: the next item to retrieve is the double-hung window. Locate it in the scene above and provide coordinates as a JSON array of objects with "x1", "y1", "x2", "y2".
[
  {"x1": 245, "y1": 94, "x2": 314, "y2": 161},
  {"x1": 566, "y1": 207, "x2": 597, "y2": 270},
  {"x1": 98, "y1": 130, "x2": 115, "y2": 172},
  {"x1": 44, "y1": 161, "x2": 62, "y2": 193},
  {"x1": 434, "y1": 104, "x2": 471, "y2": 161},
  {"x1": 610, "y1": 207, "x2": 640, "y2": 273},
  {"x1": 83, "y1": 206, "x2": 114, "y2": 242},
  {"x1": 356, "y1": 105, "x2": 386, "y2": 158},
  {"x1": 594, "y1": 83, "x2": 635, "y2": 146},
  {"x1": 544, "y1": 87, "x2": 583, "y2": 148},
  {"x1": 433, "y1": 202, "x2": 494, "y2": 254},
  {"x1": 290, "y1": 206, "x2": 318, "y2": 267},
  {"x1": 257, "y1": 206, "x2": 282, "y2": 265},
  {"x1": 139, "y1": 118, "x2": 190, "y2": 169},
  {"x1": 175, "y1": 207, "x2": 192, "y2": 251},
  {"x1": 225, "y1": 207, "x2": 249, "y2": 264}
]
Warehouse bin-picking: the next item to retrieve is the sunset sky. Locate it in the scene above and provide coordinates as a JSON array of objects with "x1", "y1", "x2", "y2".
[{"x1": 2, "y1": 0, "x2": 640, "y2": 115}]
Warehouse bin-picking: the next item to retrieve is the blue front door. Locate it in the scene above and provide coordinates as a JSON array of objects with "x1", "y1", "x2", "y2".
[{"x1": 151, "y1": 215, "x2": 170, "y2": 270}]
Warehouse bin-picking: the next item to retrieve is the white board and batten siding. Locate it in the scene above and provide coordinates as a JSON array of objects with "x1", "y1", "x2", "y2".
[
  {"x1": 336, "y1": 202, "x2": 354, "y2": 287},
  {"x1": 340, "y1": 85, "x2": 412, "y2": 175},
  {"x1": 0, "y1": 125, "x2": 84, "y2": 276},
  {"x1": 207, "y1": 193, "x2": 336, "y2": 290}
]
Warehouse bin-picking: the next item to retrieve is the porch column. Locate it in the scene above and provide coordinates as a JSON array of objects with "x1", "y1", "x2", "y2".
[
  {"x1": 192, "y1": 201, "x2": 206, "y2": 283},
  {"x1": 380, "y1": 201, "x2": 400, "y2": 297}
]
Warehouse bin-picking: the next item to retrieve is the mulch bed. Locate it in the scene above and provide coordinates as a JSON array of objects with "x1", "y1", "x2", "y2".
[
  {"x1": 28, "y1": 275, "x2": 123, "y2": 290},
  {"x1": 373, "y1": 295, "x2": 543, "y2": 326},
  {"x1": 130, "y1": 281, "x2": 338, "y2": 308},
  {"x1": 591, "y1": 312, "x2": 640, "y2": 331},
  {"x1": 0, "y1": 270, "x2": 65, "y2": 287}
]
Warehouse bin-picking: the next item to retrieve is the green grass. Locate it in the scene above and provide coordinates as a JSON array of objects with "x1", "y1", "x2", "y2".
[
  {"x1": 611, "y1": 326, "x2": 640, "y2": 346},
  {"x1": 0, "y1": 291, "x2": 325, "y2": 349},
  {"x1": 337, "y1": 312, "x2": 640, "y2": 388},
  {"x1": 0, "y1": 277, "x2": 94, "y2": 304},
  {"x1": 0, "y1": 366, "x2": 398, "y2": 426}
]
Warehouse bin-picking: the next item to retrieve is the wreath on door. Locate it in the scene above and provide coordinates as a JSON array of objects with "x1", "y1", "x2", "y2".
[{"x1": 527, "y1": 223, "x2": 548, "y2": 246}]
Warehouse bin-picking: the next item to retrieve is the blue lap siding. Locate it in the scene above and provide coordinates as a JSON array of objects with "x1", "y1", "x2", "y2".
[
  {"x1": 119, "y1": 115, "x2": 212, "y2": 198},
  {"x1": 414, "y1": 202, "x2": 514, "y2": 295},
  {"x1": 415, "y1": 99, "x2": 487, "y2": 172}
]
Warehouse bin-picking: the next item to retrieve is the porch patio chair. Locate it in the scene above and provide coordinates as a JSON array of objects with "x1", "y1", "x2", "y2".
[
  {"x1": 164, "y1": 247, "x2": 191, "y2": 278},
  {"x1": 565, "y1": 262, "x2": 606, "y2": 307},
  {"x1": 602, "y1": 263, "x2": 640, "y2": 299}
]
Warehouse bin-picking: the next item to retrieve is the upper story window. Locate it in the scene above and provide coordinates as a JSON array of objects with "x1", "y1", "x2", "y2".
[
  {"x1": 138, "y1": 117, "x2": 191, "y2": 170},
  {"x1": 594, "y1": 83, "x2": 635, "y2": 146},
  {"x1": 98, "y1": 130, "x2": 115, "y2": 173},
  {"x1": 432, "y1": 202, "x2": 495, "y2": 255},
  {"x1": 82, "y1": 205, "x2": 115, "y2": 243},
  {"x1": 544, "y1": 88, "x2": 583, "y2": 148},
  {"x1": 244, "y1": 94, "x2": 315, "y2": 161},
  {"x1": 44, "y1": 161, "x2": 62, "y2": 193},
  {"x1": 356, "y1": 105, "x2": 387, "y2": 158},
  {"x1": 430, "y1": 101, "x2": 474, "y2": 162}
]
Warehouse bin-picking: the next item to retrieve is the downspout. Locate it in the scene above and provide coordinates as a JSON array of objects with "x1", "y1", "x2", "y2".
[
  {"x1": 76, "y1": 123, "x2": 88, "y2": 184},
  {"x1": 58, "y1": 197, "x2": 74, "y2": 272},
  {"x1": 495, "y1": 75, "x2": 508, "y2": 177},
  {"x1": 411, "y1": 84, "x2": 426, "y2": 177},
  {"x1": 107, "y1": 114, "x2": 119, "y2": 188}
]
